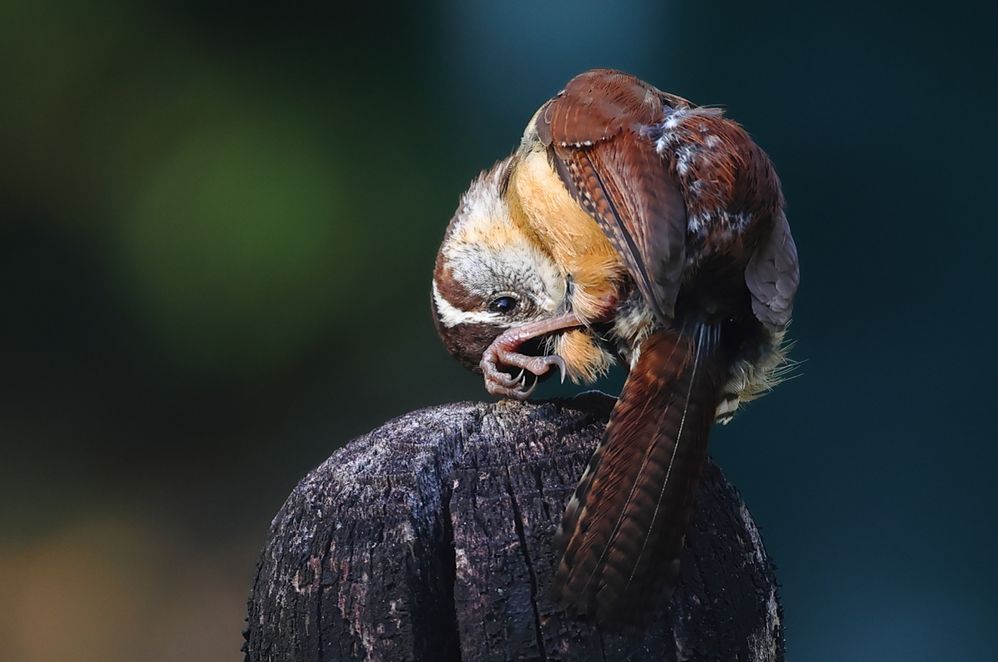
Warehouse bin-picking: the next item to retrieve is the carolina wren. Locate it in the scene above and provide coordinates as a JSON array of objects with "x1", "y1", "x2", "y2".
[{"x1": 431, "y1": 69, "x2": 799, "y2": 623}]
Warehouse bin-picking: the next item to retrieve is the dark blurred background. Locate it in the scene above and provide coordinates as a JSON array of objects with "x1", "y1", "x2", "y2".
[{"x1": 2, "y1": 1, "x2": 996, "y2": 660}]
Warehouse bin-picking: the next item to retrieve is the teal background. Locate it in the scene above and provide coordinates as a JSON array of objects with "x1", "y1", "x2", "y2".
[{"x1": 2, "y1": 1, "x2": 995, "y2": 660}]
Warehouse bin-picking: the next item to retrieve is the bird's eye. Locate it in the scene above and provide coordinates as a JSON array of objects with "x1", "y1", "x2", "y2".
[{"x1": 488, "y1": 295, "x2": 518, "y2": 314}]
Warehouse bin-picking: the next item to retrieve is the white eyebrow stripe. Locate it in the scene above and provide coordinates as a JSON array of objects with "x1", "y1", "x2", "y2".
[{"x1": 432, "y1": 281, "x2": 501, "y2": 328}]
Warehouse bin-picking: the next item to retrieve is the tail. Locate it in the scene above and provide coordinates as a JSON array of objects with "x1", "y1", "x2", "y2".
[{"x1": 551, "y1": 324, "x2": 726, "y2": 624}]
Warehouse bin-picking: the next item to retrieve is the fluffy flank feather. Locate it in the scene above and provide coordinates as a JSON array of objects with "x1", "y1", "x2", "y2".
[
  {"x1": 716, "y1": 329, "x2": 800, "y2": 423},
  {"x1": 550, "y1": 329, "x2": 615, "y2": 384}
]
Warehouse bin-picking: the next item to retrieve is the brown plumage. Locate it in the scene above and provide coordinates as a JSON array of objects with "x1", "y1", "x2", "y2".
[
  {"x1": 553, "y1": 326, "x2": 726, "y2": 622},
  {"x1": 430, "y1": 68, "x2": 799, "y2": 624}
]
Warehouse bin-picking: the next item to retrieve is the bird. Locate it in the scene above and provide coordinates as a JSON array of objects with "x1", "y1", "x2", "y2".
[{"x1": 431, "y1": 69, "x2": 799, "y2": 624}]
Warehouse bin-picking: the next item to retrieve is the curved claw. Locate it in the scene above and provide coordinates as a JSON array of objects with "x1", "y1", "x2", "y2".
[
  {"x1": 482, "y1": 358, "x2": 557, "y2": 400},
  {"x1": 521, "y1": 374, "x2": 539, "y2": 398},
  {"x1": 481, "y1": 357, "x2": 525, "y2": 389},
  {"x1": 484, "y1": 374, "x2": 534, "y2": 401},
  {"x1": 526, "y1": 355, "x2": 566, "y2": 384},
  {"x1": 510, "y1": 354, "x2": 566, "y2": 384},
  {"x1": 478, "y1": 312, "x2": 582, "y2": 400},
  {"x1": 483, "y1": 362, "x2": 546, "y2": 400}
]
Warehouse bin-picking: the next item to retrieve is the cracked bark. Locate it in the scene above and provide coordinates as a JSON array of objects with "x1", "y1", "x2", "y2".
[{"x1": 244, "y1": 394, "x2": 784, "y2": 662}]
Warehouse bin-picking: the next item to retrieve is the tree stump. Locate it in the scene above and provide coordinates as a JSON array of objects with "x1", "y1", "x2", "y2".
[{"x1": 244, "y1": 394, "x2": 783, "y2": 661}]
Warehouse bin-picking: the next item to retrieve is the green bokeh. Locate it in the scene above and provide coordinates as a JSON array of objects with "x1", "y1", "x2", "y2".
[{"x1": 116, "y1": 113, "x2": 352, "y2": 376}]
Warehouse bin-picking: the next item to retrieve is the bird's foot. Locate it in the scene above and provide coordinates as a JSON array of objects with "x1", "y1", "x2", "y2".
[{"x1": 481, "y1": 313, "x2": 581, "y2": 400}]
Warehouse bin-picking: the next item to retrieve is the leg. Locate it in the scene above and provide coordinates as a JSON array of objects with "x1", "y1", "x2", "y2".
[{"x1": 481, "y1": 313, "x2": 582, "y2": 400}]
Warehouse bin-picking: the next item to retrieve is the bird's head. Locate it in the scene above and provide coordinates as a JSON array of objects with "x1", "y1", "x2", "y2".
[{"x1": 431, "y1": 158, "x2": 567, "y2": 372}]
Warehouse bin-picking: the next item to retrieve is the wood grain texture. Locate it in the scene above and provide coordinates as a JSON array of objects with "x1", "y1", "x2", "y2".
[{"x1": 244, "y1": 395, "x2": 783, "y2": 661}]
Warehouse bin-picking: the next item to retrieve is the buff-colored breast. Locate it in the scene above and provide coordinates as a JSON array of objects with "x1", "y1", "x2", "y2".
[
  {"x1": 507, "y1": 148, "x2": 625, "y2": 382},
  {"x1": 508, "y1": 148, "x2": 624, "y2": 321}
]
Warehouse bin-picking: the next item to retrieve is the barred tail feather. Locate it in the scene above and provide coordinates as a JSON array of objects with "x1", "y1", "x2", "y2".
[{"x1": 552, "y1": 324, "x2": 725, "y2": 624}]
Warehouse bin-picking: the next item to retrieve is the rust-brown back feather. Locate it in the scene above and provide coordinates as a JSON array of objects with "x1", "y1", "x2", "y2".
[
  {"x1": 552, "y1": 326, "x2": 725, "y2": 623},
  {"x1": 536, "y1": 69, "x2": 689, "y2": 322}
]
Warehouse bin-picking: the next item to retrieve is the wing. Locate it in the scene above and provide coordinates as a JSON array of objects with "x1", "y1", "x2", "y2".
[
  {"x1": 745, "y1": 211, "x2": 800, "y2": 330},
  {"x1": 534, "y1": 69, "x2": 689, "y2": 321}
]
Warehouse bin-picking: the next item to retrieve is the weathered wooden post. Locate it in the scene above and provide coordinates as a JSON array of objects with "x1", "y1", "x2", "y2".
[{"x1": 244, "y1": 395, "x2": 783, "y2": 661}]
